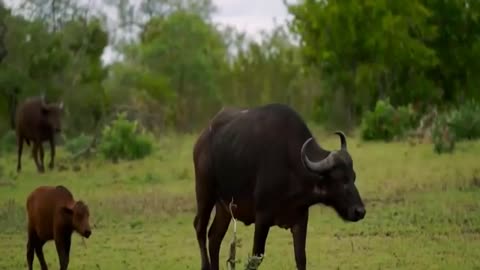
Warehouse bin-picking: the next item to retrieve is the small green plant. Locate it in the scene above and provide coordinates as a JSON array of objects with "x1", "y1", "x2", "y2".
[
  {"x1": 64, "y1": 133, "x2": 92, "y2": 155},
  {"x1": 100, "y1": 113, "x2": 153, "y2": 161},
  {"x1": 361, "y1": 99, "x2": 416, "y2": 141},
  {"x1": 0, "y1": 130, "x2": 16, "y2": 154}
]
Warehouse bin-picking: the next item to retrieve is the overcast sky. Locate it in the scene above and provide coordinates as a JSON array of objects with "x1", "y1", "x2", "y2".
[
  {"x1": 212, "y1": 0, "x2": 291, "y2": 35},
  {"x1": 3, "y1": 0, "x2": 293, "y2": 63}
]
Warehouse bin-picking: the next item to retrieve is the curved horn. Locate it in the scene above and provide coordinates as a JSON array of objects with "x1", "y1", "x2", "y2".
[
  {"x1": 301, "y1": 137, "x2": 336, "y2": 173},
  {"x1": 334, "y1": 130, "x2": 347, "y2": 151}
]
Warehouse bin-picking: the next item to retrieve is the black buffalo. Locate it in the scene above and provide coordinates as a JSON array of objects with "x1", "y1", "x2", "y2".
[
  {"x1": 15, "y1": 95, "x2": 64, "y2": 173},
  {"x1": 193, "y1": 104, "x2": 366, "y2": 270}
]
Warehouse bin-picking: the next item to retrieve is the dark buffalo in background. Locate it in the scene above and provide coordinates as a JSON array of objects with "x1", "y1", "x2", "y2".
[
  {"x1": 26, "y1": 185, "x2": 92, "y2": 270},
  {"x1": 193, "y1": 103, "x2": 366, "y2": 270},
  {"x1": 15, "y1": 95, "x2": 64, "y2": 173}
]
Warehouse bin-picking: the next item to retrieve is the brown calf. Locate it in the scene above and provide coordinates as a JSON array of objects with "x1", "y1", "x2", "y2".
[{"x1": 26, "y1": 185, "x2": 92, "y2": 270}]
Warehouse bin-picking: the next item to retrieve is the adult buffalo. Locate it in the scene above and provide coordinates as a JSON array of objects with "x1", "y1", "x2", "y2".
[
  {"x1": 15, "y1": 95, "x2": 64, "y2": 173},
  {"x1": 193, "y1": 104, "x2": 366, "y2": 270}
]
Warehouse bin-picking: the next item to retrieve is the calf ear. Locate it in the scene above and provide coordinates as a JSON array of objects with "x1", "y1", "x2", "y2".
[{"x1": 61, "y1": 207, "x2": 74, "y2": 219}]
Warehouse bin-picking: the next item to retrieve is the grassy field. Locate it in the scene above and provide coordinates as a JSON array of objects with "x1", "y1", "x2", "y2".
[{"x1": 1, "y1": 129, "x2": 480, "y2": 270}]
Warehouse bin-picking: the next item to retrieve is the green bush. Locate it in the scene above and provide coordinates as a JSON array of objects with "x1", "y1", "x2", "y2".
[
  {"x1": 432, "y1": 100, "x2": 480, "y2": 154},
  {"x1": 100, "y1": 113, "x2": 153, "y2": 161},
  {"x1": 361, "y1": 99, "x2": 416, "y2": 141},
  {"x1": 64, "y1": 134, "x2": 93, "y2": 155},
  {"x1": 448, "y1": 100, "x2": 480, "y2": 141},
  {"x1": 0, "y1": 130, "x2": 16, "y2": 154},
  {"x1": 431, "y1": 113, "x2": 456, "y2": 154}
]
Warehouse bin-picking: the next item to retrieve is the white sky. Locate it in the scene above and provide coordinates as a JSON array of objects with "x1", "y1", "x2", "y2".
[
  {"x1": 212, "y1": 0, "x2": 291, "y2": 35},
  {"x1": 3, "y1": 0, "x2": 294, "y2": 64}
]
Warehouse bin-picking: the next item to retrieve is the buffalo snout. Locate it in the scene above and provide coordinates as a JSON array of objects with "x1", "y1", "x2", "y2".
[{"x1": 348, "y1": 205, "x2": 366, "y2": 222}]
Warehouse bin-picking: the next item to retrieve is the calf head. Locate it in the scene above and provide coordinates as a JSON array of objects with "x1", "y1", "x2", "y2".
[
  {"x1": 62, "y1": 201, "x2": 92, "y2": 238},
  {"x1": 41, "y1": 97, "x2": 64, "y2": 133},
  {"x1": 301, "y1": 131, "x2": 366, "y2": 222}
]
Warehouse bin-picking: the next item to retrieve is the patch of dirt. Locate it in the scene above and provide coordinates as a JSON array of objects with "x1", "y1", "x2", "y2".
[
  {"x1": 363, "y1": 196, "x2": 405, "y2": 207},
  {"x1": 97, "y1": 191, "x2": 196, "y2": 218}
]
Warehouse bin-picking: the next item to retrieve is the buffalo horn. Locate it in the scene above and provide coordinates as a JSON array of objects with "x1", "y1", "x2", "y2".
[
  {"x1": 301, "y1": 137, "x2": 336, "y2": 173},
  {"x1": 334, "y1": 131, "x2": 347, "y2": 151}
]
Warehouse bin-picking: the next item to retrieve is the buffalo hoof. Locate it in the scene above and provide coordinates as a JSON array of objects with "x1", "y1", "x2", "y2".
[{"x1": 38, "y1": 167, "x2": 45, "y2": 173}]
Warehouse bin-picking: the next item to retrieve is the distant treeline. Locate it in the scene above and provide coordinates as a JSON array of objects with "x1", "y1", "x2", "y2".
[{"x1": 1, "y1": 0, "x2": 480, "y2": 136}]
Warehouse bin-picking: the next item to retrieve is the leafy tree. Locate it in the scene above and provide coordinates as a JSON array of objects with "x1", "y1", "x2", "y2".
[
  {"x1": 0, "y1": 3, "x2": 7, "y2": 64},
  {"x1": 106, "y1": 9, "x2": 227, "y2": 131},
  {"x1": 0, "y1": 1, "x2": 109, "y2": 135},
  {"x1": 288, "y1": 0, "x2": 439, "y2": 129}
]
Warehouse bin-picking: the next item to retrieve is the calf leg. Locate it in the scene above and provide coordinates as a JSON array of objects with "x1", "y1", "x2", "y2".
[
  {"x1": 291, "y1": 210, "x2": 309, "y2": 270},
  {"x1": 26, "y1": 230, "x2": 34, "y2": 270},
  {"x1": 35, "y1": 241, "x2": 48, "y2": 270},
  {"x1": 55, "y1": 233, "x2": 72, "y2": 270},
  {"x1": 17, "y1": 135, "x2": 23, "y2": 172},
  {"x1": 208, "y1": 204, "x2": 231, "y2": 270},
  {"x1": 27, "y1": 229, "x2": 48, "y2": 270}
]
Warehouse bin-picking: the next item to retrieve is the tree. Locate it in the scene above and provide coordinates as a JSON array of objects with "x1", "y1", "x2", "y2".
[
  {"x1": 106, "y1": 9, "x2": 227, "y2": 131},
  {"x1": 0, "y1": 3, "x2": 7, "y2": 64},
  {"x1": 288, "y1": 0, "x2": 438, "y2": 128},
  {"x1": 0, "y1": 1, "x2": 109, "y2": 135},
  {"x1": 422, "y1": 0, "x2": 480, "y2": 103}
]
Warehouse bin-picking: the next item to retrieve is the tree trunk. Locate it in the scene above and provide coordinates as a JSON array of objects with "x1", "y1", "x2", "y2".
[
  {"x1": 7, "y1": 87, "x2": 19, "y2": 130},
  {"x1": 0, "y1": 20, "x2": 7, "y2": 64}
]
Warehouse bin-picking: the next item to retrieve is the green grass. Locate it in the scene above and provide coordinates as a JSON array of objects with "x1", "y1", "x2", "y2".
[{"x1": 1, "y1": 129, "x2": 480, "y2": 269}]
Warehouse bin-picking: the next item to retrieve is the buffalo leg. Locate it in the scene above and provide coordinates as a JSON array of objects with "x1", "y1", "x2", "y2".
[
  {"x1": 250, "y1": 213, "x2": 273, "y2": 263},
  {"x1": 17, "y1": 135, "x2": 23, "y2": 172},
  {"x1": 291, "y1": 210, "x2": 309, "y2": 270},
  {"x1": 39, "y1": 142, "x2": 45, "y2": 172},
  {"x1": 208, "y1": 204, "x2": 231, "y2": 270},
  {"x1": 193, "y1": 174, "x2": 215, "y2": 270},
  {"x1": 32, "y1": 142, "x2": 43, "y2": 173},
  {"x1": 55, "y1": 233, "x2": 71, "y2": 270},
  {"x1": 48, "y1": 138, "x2": 55, "y2": 170}
]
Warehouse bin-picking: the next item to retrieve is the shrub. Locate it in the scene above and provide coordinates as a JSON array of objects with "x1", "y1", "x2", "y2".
[
  {"x1": 448, "y1": 100, "x2": 480, "y2": 141},
  {"x1": 100, "y1": 113, "x2": 153, "y2": 161},
  {"x1": 64, "y1": 134, "x2": 93, "y2": 155},
  {"x1": 431, "y1": 113, "x2": 456, "y2": 154},
  {"x1": 0, "y1": 130, "x2": 16, "y2": 154},
  {"x1": 361, "y1": 99, "x2": 416, "y2": 141},
  {"x1": 432, "y1": 100, "x2": 480, "y2": 154}
]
